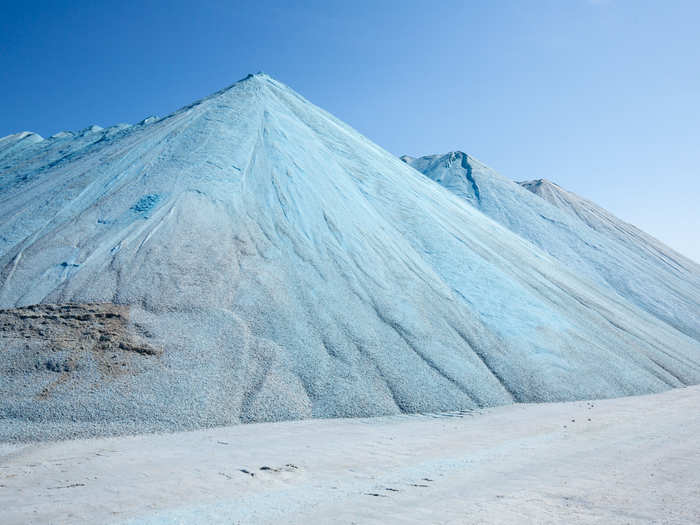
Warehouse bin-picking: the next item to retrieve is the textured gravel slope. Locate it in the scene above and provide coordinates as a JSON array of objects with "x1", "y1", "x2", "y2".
[
  {"x1": 1, "y1": 75, "x2": 699, "y2": 441},
  {"x1": 404, "y1": 152, "x2": 700, "y2": 341}
]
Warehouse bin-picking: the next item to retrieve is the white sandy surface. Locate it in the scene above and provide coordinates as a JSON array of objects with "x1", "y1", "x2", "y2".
[{"x1": 2, "y1": 386, "x2": 699, "y2": 524}]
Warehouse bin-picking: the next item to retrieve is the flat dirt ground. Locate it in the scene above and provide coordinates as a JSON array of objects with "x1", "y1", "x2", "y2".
[{"x1": 2, "y1": 386, "x2": 699, "y2": 524}]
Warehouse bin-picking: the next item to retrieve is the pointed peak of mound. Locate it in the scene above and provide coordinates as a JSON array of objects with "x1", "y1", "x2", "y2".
[
  {"x1": 49, "y1": 130, "x2": 75, "y2": 139},
  {"x1": 519, "y1": 178, "x2": 560, "y2": 190},
  {"x1": 199, "y1": 71, "x2": 283, "y2": 100},
  {"x1": 76, "y1": 125, "x2": 103, "y2": 137},
  {"x1": 138, "y1": 116, "x2": 159, "y2": 126},
  {"x1": 0, "y1": 130, "x2": 43, "y2": 146},
  {"x1": 402, "y1": 151, "x2": 491, "y2": 172},
  {"x1": 157, "y1": 71, "x2": 296, "y2": 125},
  {"x1": 2, "y1": 73, "x2": 289, "y2": 155},
  {"x1": 518, "y1": 178, "x2": 566, "y2": 198},
  {"x1": 518, "y1": 178, "x2": 592, "y2": 210},
  {"x1": 402, "y1": 150, "x2": 470, "y2": 163},
  {"x1": 0, "y1": 130, "x2": 43, "y2": 142},
  {"x1": 242, "y1": 71, "x2": 273, "y2": 82},
  {"x1": 0, "y1": 131, "x2": 44, "y2": 161},
  {"x1": 445, "y1": 150, "x2": 470, "y2": 160}
]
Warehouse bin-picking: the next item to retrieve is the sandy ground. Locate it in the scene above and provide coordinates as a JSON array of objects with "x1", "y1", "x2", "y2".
[{"x1": 2, "y1": 386, "x2": 699, "y2": 524}]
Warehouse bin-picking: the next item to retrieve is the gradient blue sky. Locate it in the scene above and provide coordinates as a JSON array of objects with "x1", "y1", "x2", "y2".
[{"x1": 1, "y1": 0, "x2": 698, "y2": 261}]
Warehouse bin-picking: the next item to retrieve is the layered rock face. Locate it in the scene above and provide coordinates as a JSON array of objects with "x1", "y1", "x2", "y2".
[{"x1": 1, "y1": 74, "x2": 699, "y2": 440}]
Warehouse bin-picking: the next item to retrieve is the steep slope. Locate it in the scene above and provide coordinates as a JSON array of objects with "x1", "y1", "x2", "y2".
[
  {"x1": 403, "y1": 152, "x2": 700, "y2": 342},
  {"x1": 520, "y1": 177, "x2": 700, "y2": 275},
  {"x1": 2, "y1": 75, "x2": 699, "y2": 441}
]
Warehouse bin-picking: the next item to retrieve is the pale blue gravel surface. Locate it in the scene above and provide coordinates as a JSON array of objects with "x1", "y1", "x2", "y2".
[{"x1": 1, "y1": 74, "x2": 699, "y2": 441}]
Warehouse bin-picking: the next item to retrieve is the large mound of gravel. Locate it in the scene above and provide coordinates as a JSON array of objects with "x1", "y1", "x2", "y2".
[
  {"x1": 404, "y1": 152, "x2": 700, "y2": 341},
  {"x1": 1, "y1": 74, "x2": 699, "y2": 441}
]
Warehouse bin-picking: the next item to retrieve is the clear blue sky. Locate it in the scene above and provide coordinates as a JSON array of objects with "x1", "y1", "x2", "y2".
[{"x1": 1, "y1": 0, "x2": 698, "y2": 261}]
